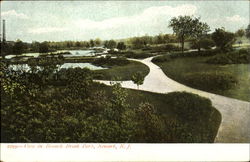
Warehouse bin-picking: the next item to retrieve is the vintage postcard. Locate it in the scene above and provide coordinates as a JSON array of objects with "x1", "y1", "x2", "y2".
[{"x1": 0, "y1": 0, "x2": 249, "y2": 161}]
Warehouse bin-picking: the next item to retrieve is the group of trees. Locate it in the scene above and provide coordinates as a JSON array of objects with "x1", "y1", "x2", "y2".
[
  {"x1": 169, "y1": 15, "x2": 249, "y2": 53},
  {"x1": 127, "y1": 34, "x2": 178, "y2": 49},
  {"x1": 0, "y1": 40, "x2": 51, "y2": 57}
]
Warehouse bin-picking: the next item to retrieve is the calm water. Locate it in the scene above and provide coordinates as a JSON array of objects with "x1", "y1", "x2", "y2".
[
  {"x1": 5, "y1": 50, "x2": 95, "y2": 59},
  {"x1": 63, "y1": 50, "x2": 94, "y2": 57},
  {"x1": 8, "y1": 63, "x2": 106, "y2": 72}
]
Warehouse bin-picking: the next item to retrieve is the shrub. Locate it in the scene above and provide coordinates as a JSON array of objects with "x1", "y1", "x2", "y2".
[
  {"x1": 125, "y1": 53, "x2": 154, "y2": 59},
  {"x1": 206, "y1": 49, "x2": 250, "y2": 64},
  {"x1": 152, "y1": 55, "x2": 172, "y2": 63},
  {"x1": 152, "y1": 50, "x2": 219, "y2": 63},
  {"x1": 164, "y1": 92, "x2": 213, "y2": 121},
  {"x1": 183, "y1": 72, "x2": 237, "y2": 91},
  {"x1": 150, "y1": 44, "x2": 181, "y2": 53},
  {"x1": 191, "y1": 38, "x2": 215, "y2": 50},
  {"x1": 92, "y1": 57, "x2": 129, "y2": 67}
]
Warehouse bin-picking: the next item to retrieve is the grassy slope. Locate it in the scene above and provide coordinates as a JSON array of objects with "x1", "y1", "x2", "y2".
[
  {"x1": 155, "y1": 56, "x2": 250, "y2": 102},
  {"x1": 93, "y1": 61, "x2": 150, "y2": 80},
  {"x1": 96, "y1": 83, "x2": 221, "y2": 143}
]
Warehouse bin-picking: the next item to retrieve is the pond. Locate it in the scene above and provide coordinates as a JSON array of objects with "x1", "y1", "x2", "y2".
[
  {"x1": 5, "y1": 50, "x2": 96, "y2": 59},
  {"x1": 8, "y1": 62, "x2": 106, "y2": 72},
  {"x1": 62, "y1": 50, "x2": 94, "y2": 57}
]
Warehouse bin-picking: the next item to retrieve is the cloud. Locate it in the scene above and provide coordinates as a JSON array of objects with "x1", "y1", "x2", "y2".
[
  {"x1": 225, "y1": 15, "x2": 247, "y2": 23},
  {"x1": 1, "y1": 10, "x2": 29, "y2": 19},
  {"x1": 28, "y1": 27, "x2": 68, "y2": 34},
  {"x1": 206, "y1": 15, "x2": 248, "y2": 32},
  {"x1": 74, "y1": 4, "x2": 197, "y2": 31}
]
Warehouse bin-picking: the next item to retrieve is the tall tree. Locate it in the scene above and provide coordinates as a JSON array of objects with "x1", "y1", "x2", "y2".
[
  {"x1": 236, "y1": 29, "x2": 245, "y2": 38},
  {"x1": 169, "y1": 16, "x2": 210, "y2": 53},
  {"x1": 104, "y1": 40, "x2": 117, "y2": 49},
  {"x1": 13, "y1": 39, "x2": 26, "y2": 54},
  {"x1": 117, "y1": 42, "x2": 126, "y2": 50},
  {"x1": 39, "y1": 41, "x2": 49, "y2": 53},
  {"x1": 211, "y1": 28, "x2": 235, "y2": 51},
  {"x1": 191, "y1": 20, "x2": 210, "y2": 52}
]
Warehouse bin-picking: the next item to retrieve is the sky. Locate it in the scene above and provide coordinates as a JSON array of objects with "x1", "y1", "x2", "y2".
[{"x1": 0, "y1": 1, "x2": 249, "y2": 42}]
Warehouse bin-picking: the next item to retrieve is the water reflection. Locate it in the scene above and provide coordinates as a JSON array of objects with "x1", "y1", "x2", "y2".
[{"x1": 8, "y1": 63, "x2": 106, "y2": 72}]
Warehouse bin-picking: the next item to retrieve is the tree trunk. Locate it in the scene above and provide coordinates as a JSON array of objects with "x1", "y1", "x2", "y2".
[
  {"x1": 181, "y1": 36, "x2": 184, "y2": 53},
  {"x1": 181, "y1": 40, "x2": 184, "y2": 53}
]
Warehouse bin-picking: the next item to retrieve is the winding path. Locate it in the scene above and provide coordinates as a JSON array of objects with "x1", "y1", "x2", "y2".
[{"x1": 97, "y1": 57, "x2": 250, "y2": 143}]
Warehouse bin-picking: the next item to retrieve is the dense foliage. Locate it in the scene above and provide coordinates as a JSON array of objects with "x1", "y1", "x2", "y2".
[
  {"x1": 1, "y1": 59, "x2": 220, "y2": 142},
  {"x1": 212, "y1": 28, "x2": 235, "y2": 51},
  {"x1": 183, "y1": 72, "x2": 237, "y2": 91},
  {"x1": 152, "y1": 50, "x2": 219, "y2": 63},
  {"x1": 92, "y1": 57, "x2": 129, "y2": 67},
  {"x1": 206, "y1": 49, "x2": 250, "y2": 64},
  {"x1": 190, "y1": 38, "x2": 215, "y2": 50}
]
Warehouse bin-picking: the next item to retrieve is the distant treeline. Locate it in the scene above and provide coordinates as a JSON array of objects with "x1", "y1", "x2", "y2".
[{"x1": 0, "y1": 33, "x2": 181, "y2": 56}]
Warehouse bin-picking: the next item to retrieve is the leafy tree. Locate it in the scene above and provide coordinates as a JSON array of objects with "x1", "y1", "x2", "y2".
[
  {"x1": 155, "y1": 33, "x2": 166, "y2": 44},
  {"x1": 131, "y1": 72, "x2": 144, "y2": 89},
  {"x1": 191, "y1": 21, "x2": 210, "y2": 52},
  {"x1": 13, "y1": 39, "x2": 27, "y2": 54},
  {"x1": 89, "y1": 39, "x2": 95, "y2": 47},
  {"x1": 31, "y1": 41, "x2": 40, "y2": 52},
  {"x1": 104, "y1": 40, "x2": 117, "y2": 49},
  {"x1": 245, "y1": 24, "x2": 250, "y2": 39},
  {"x1": 117, "y1": 42, "x2": 126, "y2": 50},
  {"x1": 169, "y1": 16, "x2": 210, "y2": 53},
  {"x1": 94, "y1": 38, "x2": 101, "y2": 46},
  {"x1": 211, "y1": 28, "x2": 235, "y2": 51},
  {"x1": 39, "y1": 42, "x2": 49, "y2": 53},
  {"x1": 236, "y1": 29, "x2": 245, "y2": 38},
  {"x1": 130, "y1": 37, "x2": 144, "y2": 49},
  {"x1": 75, "y1": 41, "x2": 81, "y2": 47},
  {"x1": 191, "y1": 38, "x2": 215, "y2": 50}
]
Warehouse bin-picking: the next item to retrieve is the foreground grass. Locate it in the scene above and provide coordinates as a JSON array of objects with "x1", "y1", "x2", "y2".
[
  {"x1": 155, "y1": 56, "x2": 250, "y2": 101},
  {"x1": 96, "y1": 83, "x2": 221, "y2": 143},
  {"x1": 93, "y1": 61, "x2": 150, "y2": 80}
]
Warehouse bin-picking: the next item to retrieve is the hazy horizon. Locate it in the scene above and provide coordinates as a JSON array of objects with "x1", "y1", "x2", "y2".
[{"x1": 0, "y1": 1, "x2": 249, "y2": 42}]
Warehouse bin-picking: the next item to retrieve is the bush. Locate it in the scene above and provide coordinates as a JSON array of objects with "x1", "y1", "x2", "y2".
[
  {"x1": 150, "y1": 44, "x2": 181, "y2": 53},
  {"x1": 152, "y1": 55, "x2": 172, "y2": 63},
  {"x1": 191, "y1": 38, "x2": 215, "y2": 50},
  {"x1": 152, "y1": 50, "x2": 219, "y2": 63},
  {"x1": 206, "y1": 49, "x2": 250, "y2": 64},
  {"x1": 125, "y1": 53, "x2": 154, "y2": 59},
  {"x1": 92, "y1": 57, "x2": 129, "y2": 67},
  {"x1": 164, "y1": 92, "x2": 213, "y2": 121},
  {"x1": 170, "y1": 50, "x2": 219, "y2": 58},
  {"x1": 183, "y1": 72, "x2": 237, "y2": 91}
]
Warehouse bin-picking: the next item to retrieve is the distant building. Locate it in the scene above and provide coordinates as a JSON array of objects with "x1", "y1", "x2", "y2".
[{"x1": 3, "y1": 20, "x2": 6, "y2": 42}]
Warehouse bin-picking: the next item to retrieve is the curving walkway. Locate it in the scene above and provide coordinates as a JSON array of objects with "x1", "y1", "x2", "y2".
[{"x1": 97, "y1": 57, "x2": 250, "y2": 143}]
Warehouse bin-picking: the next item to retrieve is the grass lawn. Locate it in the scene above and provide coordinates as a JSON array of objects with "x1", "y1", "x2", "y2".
[
  {"x1": 93, "y1": 60, "x2": 150, "y2": 80},
  {"x1": 96, "y1": 83, "x2": 221, "y2": 142},
  {"x1": 155, "y1": 56, "x2": 250, "y2": 102}
]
